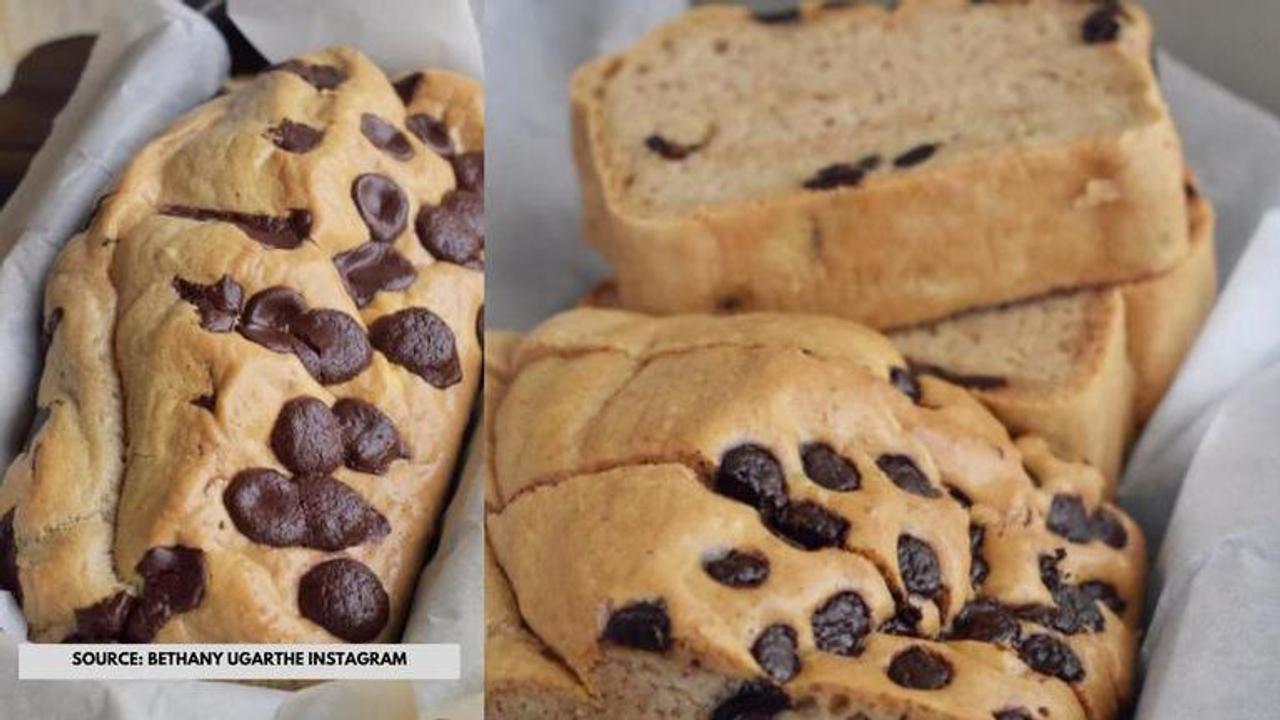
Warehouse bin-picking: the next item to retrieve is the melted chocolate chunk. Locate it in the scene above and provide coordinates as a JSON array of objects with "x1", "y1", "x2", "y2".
[
  {"x1": 803, "y1": 163, "x2": 865, "y2": 191},
  {"x1": 711, "y1": 681, "x2": 791, "y2": 720},
  {"x1": 877, "y1": 454, "x2": 940, "y2": 498},
  {"x1": 272, "y1": 397, "x2": 344, "y2": 475},
  {"x1": 890, "y1": 366, "x2": 922, "y2": 403},
  {"x1": 41, "y1": 307, "x2": 64, "y2": 351},
  {"x1": 224, "y1": 469, "x2": 308, "y2": 546},
  {"x1": 879, "y1": 601, "x2": 923, "y2": 637},
  {"x1": 898, "y1": 534, "x2": 942, "y2": 600},
  {"x1": 239, "y1": 286, "x2": 307, "y2": 351},
  {"x1": 645, "y1": 134, "x2": 699, "y2": 160},
  {"x1": 299, "y1": 474, "x2": 392, "y2": 550},
  {"x1": 416, "y1": 190, "x2": 484, "y2": 268},
  {"x1": 602, "y1": 600, "x2": 671, "y2": 652},
  {"x1": 393, "y1": 73, "x2": 422, "y2": 105},
  {"x1": 368, "y1": 308, "x2": 462, "y2": 388},
  {"x1": 969, "y1": 524, "x2": 989, "y2": 587},
  {"x1": 173, "y1": 275, "x2": 243, "y2": 332},
  {"x1": 1046, "y1": 494, "x2": 1127, "y2": 548},
  {"x1": 894, "y1": 143, "x2": 940, "y2": 169},
  {"x1": 753, "y1": 7, "x2": 802, "y2": 24},
  {"x1": 333, "y1": 242, "x2": 417, "y2": 308},
  {"x1": 752, "y1": 624, "x2": 800, "y2": 683},
  {"x1": 352, "y1": 173, "x2": 409, "y2": 243},
  {"x1": 452, "y1": 152, "x2": 485, "y2": 193},
  {"x1": 333, "y1": 398, "x2": 408, "y2": 475},
  {"x1": 765, "y1": 501, "x2": 849, "y2": 551},
  {"x1": 1081, "y1": 581, "x2": 1127, "y2": 614},
  {"x1": 125, "y1": 545, "x2": 206, "y2": 642},
  {"x1": 1017, "y1": 633, "x2": 1084, "y2": 682},
  {"x1": 857, "y1": 153, "x2": 883, "y2": 171},
  {"x1": 360, "y1": 113, "x2": 414, "y2": 161},
  {"x1": 1082, "y1": 7, "x2": 1122, "y2": 44},
  {"x1": 950, "y1": 598, "x2": 1020, "y2": 645},
  {"x1": 715, "y1": 445, "x2": 788, "y2": 512},
  {"x1": 406, "y1": 113, "x2": 454, "y2": 155},
  {"x1": 22, "y1": 406, "x2": 51, "y2": 454},
  {"x1": 67, "y1": 591, "x2": 135, "y2": 642},
  {"x1": 910, "y1": 361, "x2": 1008, "y2": 391},
  {"x1": 947, "y1": 486, "x2": 974, "y2": 508},
  {"x1": 162, "y1": 206, "x2": 312, "y2": 250},
  {"x1": 801, "y1": 443, "x2": 861, "y2": 492},
  {"x1": 812, "y1": 591, "x2": 870, "y2": 656},
  {"x1": 1018, "y1": 552, "x2": 1109, "y2": 635},
  {"x1": 993, "y1": 710, "x2": 1035, "y2": 720},
  {"x1": 887, "y1": 646, "x2": 953, "y2": 690},
  {"x1": 292, "y1": 310, "x2": 375, "y2": 385},
  {"x1": 272, "y1": 59, "x2": 347, "y2": 90},
  {"x1": 265, "y1": 119, "x2": 323, "y2": 153},
  {"x1": 298, "y1": 558, "x2": 389, "y2": 642},
  {"x1": 703, "y1": 548, "x2": 770, "y2": 588},
  {"x1": 0, "y1": 510, "x2": 21, "y2": 604}
]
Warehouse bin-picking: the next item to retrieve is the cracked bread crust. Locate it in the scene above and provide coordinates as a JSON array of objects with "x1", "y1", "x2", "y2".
[
  {"x1": 0, "y1": 48, "x2": 483, "y2": 643},
  {"x1": 571, "y1": 0, "x2": 1188, "y2": 329},
  {"x1": 486, "y1": 310, "x2": 1145, "y2": 720}
]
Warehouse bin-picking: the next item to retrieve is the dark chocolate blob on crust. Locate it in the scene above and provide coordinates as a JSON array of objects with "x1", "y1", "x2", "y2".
[
  {"x1": 877, "y1": 454, "x2": 941, "y2": 498},
  {"x1": 173, "y1": 275, "x2": 244, "y2": 332},
  {"x1": 451, "y1": 152, "x2": 485, "y2": 193},
  {"x1": 393, "y1": 72, "x2": 422, "y2": 105},
  {"x1": 801, "y1": 442, "x2": 861, "y2": 492},
  {"x1": 299, "y1": 558, "x2": 389, "y2": 642},
  {"x1": 162, "y1": 206, "x2": 312, "y2": 250},
  {"x1": 124, "y1": 545, "x2": 206, "y2": 642},
  {"x1": 271, "y1": 397, "x2": 344, "y2": 476},
  {"x1": 416, "y1": 190, "x2": 484, "y2": 268},
  {"x1": 602, "y1": 600, "x2": 671, "y2": 652},
  {"x1": 887, "y1": 646, "x2": 953, "y2": 690},
  {"x1": 406, "y1": 113, "x2": 454, "y2": 156},
  {"x1": 333, "y1": 242, "x2": 417, "y2": 308},
  {"x1": 351, "y1": 173, "x2": 410, "y2": 243},
  {"x1": 225, "y1": 469, "x2": 393, "y2": 551},
  {"x1": 369, "y1": 307, "x2": 462, "y2": 389},
  {"x1": 360, "y1": 113, "x2": 415, "y2": 161},
  {"x1": 703, "y1": 548, "x2": 770, "y2": 589},
  {"x1": 752, "y1": 624, "x2": 801, "y2": 683},
  {"x1": 715, "y1": 444, "x2": 788, "y2": 512},
  {"x1": 812, "y1": 591, "x2": 871, "y2": 657},
  {"x1": 65, "y1": 591, "x2": 136, "y2": 642},
  {"x1": 333, "y1": 398, "x2": 409, "y2": 475},
  {"x1": 238, "y1": 287, "x2": 372, "y2": 386},
  {"x1": 265, "y1": 119, "x2": 324, "y2": 153},
  {"x1": 271, "y1": 59, "x2": 347, "y2": 90},
  {"x1": 711, "y1": 681, "x2": 791, "y2": 720}
]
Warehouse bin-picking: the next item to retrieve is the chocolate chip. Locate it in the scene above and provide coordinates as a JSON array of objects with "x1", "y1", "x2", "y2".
[
  {"x1": 406, "y1": 113, "x2": 454, "y2": 155},
  {"x1": 1081, "y1": 581, "x2": 1126, "y2": 614},
  {"x1": 452, "y1": 152, "x2": 484, "y2": 193},
  {"x1": 969, "y1": 524, "x2": 989, "y2": 587},
  {"x1": 1082, "y1": 7, "x2": 1122, "y2": 44},
  {"x1": 1017, "y1": 633, "x2": 1084, "y2": 683},
  {"x1": 333, "y1": 398, "x2": 408, "y2": 475},
  {"x1": 67, "y1": 591, "x2": 135, "y2": 642},
  {"x1": 225, "y1": 469, "x2": 308, "y2": 546},
  {"x1": 272, "y1": 59, "x2": 347, "y2": 90},
  {"x1": 890, "y1": 366, "x2": 922, "y2": 403},
  {"x1": 393, "y1": 73, "x2": 422, "y2": 105},
  {"x1": 333, "y1": 242, "x2": 417, "y2": 308},
  {"x1": 173, "y1": 275, "x2": 243, "y2": 332},
  {"x1": 812, "y1": 591, "x2": 870, "y2": 656},
  {"x1": 298, "y1": 558, "x2": 389, "y2": 642},
  {"x1": 298, "y1": 474, "x2": 391, "y2": 551},
  {"x1": 950, "y1": 598, "x2": 1020, "y2": 645},
  {"x1": 803, "y1": 163, "x2": 864, "y2": 191},
  {"x1": 369, "y1": 308, "x2": 461, "y2": 388},
  {"x1": 857, "y1": 154, "x2": 882, "y2": 171},
  {"x1": 265, "y1": 119, "x2": 323, "y2": 153},
  {"x1": 887, "y1": 646, "x2": 953, "y2": 690},
  {"x1": 1092, "y1": 509, "x2": 1129, "y2": 549},
  {"x1": 352, "y1": 173, "x2": 409, "y2": 243},
  {"x1": 877, "y1": 454, "x2": 940, "y2": 498},
  {"x1": 703, "y1": 548, "x2": 770, "y2": 588},
  {"x1": 894, "y1": 143, "x2": 940, "y2": 169},
  {"x1": 752, "y1": 624, "x2": 800, "y2": 683},
  {"x1": 994, "y1": 710, "x2": 1035, "y2": 720},
  {"x1": 125, "y1": 545, "x2": 206, "y2": 641},
  {"x1": 162, "y1": 206, "x2": 312, "y2": 250},
  {"x1": 879, "y1": 601, "x2": 922, "y2": 637},
  {"x1": 765, "y1": 501, "x2": 849, "y2": 551},
  {"x1": 360, "y1": 113, "x2": 415, "y2": 161},
  {"x1": 272, "y1": 397, "x2": 344, "y2": 475},
  {"x1": 291, "y1": 310, "x2": 374, "y2": 385},
  {"x1": 645, "y1": 134, "x2": 699, "y2": 160},
  {"x1": 416, "y1": 190, "x2": 484, "y2": 268},
  {"x1": 898, "y1": 534, "x2": 942, "y2": 600},
  {"x1": 602, "y1": 600, "x2": 671, "y2": 652},
  {"x1": 715, "y1": 445, "x2": 787, "y2": 512},
  {"x1": 0, "y1": 509, "x2": 21, "y2": 605},
  {"x1": 947, "y1": 486, "x2": 973, "y2": 508},
  {"x1": 753, "y1": 7, "x2": 801, "y2": 24},
  {"x1": 711, "y1": 681, "x2": 791, "y2": 720},
  {"x1": 1046, "y1": 495, "x2": 1127, "y2": 548},
  {"x1": 122, "y1": 598, "x2": 171, "y2": 643},
  {"x1": 21, "y1": 406, "x2": 50, "y2": 454},
  {"x1": 41, "y1": 307, "x2": 64, "y2": 351},
  {"x1": 910, "y1": 361, "x2": 1008, "y2": 391},
  {"x1": 239, "y1": 286, "x2": 307, "y2": 350},
  {"x1": 1019, "y1": 552, "x2": 1107, "y2": 635},
  {"x1": 801, "y1": 443, "x2": 861, "y2": 492}
]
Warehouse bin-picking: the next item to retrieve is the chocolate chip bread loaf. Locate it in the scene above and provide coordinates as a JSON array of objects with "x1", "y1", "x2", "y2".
[
  {"x1": 487, "y1": 310, "x2": 1145, "y2": 720},
  {"x1": 0, "y1": 47, "x2": 484, "y2": 643},
  {"x1": 571, "y1": 0, "x2": 1188, "y2": 328}
]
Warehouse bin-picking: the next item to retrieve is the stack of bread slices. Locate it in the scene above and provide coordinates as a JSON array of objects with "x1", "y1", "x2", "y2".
[{"x1": 571, "y1": 0, "x2": 1214, "y2": 484}]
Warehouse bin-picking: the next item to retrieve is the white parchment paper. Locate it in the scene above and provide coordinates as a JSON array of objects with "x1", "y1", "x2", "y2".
[
  {"x1": 0, "y1": 0, "x2": 484, "y2": 718},
  {"x1": 486, "y1": 1, "x2": 1280, "y2": 717}
]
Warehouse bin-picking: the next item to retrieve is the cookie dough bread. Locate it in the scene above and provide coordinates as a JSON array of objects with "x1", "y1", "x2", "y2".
[
  {"x1": 0, "y1": 47, "x2": 484, "y2": 643},
  {"x1": 572, "y1": 0, "x2": 1188, "y2": 328},
  {"x1": 487, "y1": 309, "x2": 1146, "y2": 720}
]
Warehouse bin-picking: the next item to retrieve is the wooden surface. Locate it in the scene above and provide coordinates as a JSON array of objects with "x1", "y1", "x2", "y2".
[{"x1": 0, "y1": 36, "x2": 95, "y2": 208}]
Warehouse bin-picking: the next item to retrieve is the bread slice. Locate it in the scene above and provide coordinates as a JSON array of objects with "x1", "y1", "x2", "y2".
[
  {"x1": 890, "y1": 192, "x2": 1215, "y2": 484},
  {"x1": 571, "y1": 0, "x2": 1188, "y2": 329}
]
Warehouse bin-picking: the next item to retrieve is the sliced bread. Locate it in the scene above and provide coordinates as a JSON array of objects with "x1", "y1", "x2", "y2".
[{"x1": 572, "y1": 0, "x2": 1188, "y2": 328}]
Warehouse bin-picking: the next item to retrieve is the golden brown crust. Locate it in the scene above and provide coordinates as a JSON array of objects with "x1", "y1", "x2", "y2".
[
  {"x1": 1, "y1": 47, "x2": 483, "y2": 643},
  {"x1": 487, "y1": 310, "x2": 1145, "y2": 720}
]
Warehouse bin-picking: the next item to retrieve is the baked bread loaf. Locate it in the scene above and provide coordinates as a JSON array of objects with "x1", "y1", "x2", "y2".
[
  {"x1": 487, "y1": 309, "x2": 1145, "y2": 720},
  {"x1": 0, "y1": 48, "x2": 484, "y2": 643},
  {"x1": 571, "y1": 0, "x2": 1188, "y2": 328}
]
